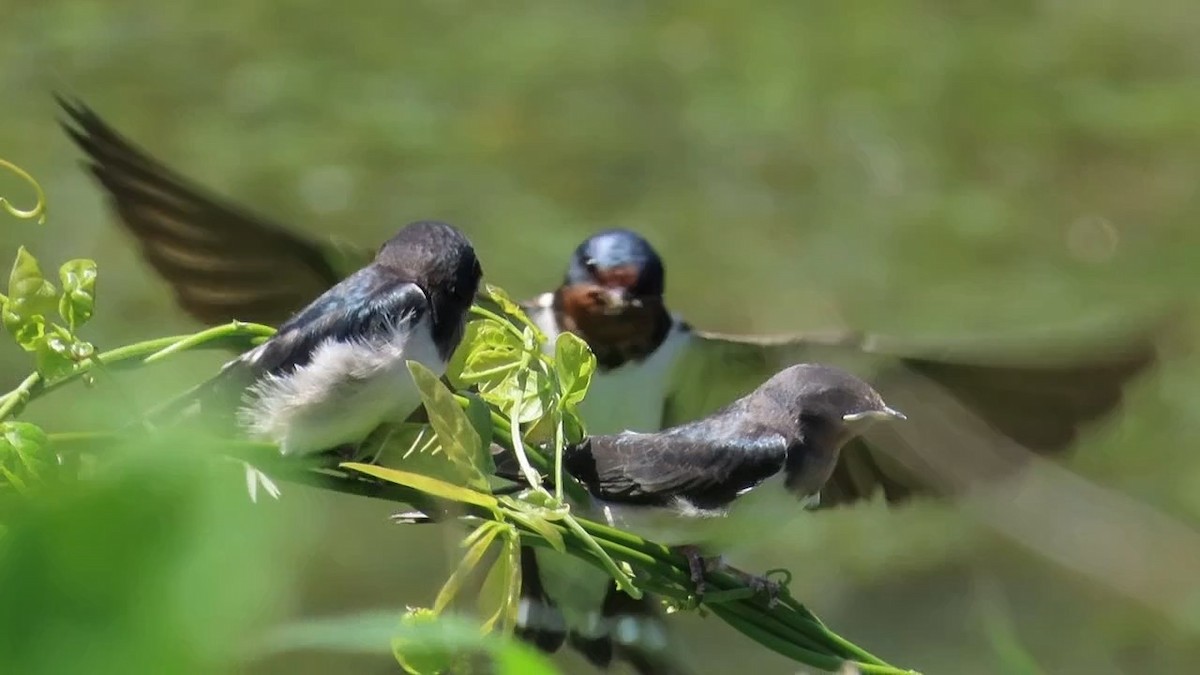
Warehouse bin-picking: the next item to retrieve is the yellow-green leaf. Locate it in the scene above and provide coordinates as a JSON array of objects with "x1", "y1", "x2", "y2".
[
  {"x1": 406, "y1": 361, "x2": 489, "y2": 489},
  {"x1": 58, "y1": 259, "x2": 97, "y2": 330},
  {"x1": 554, "y1": 331, "x2": 596, "y2": 410},
  {"x1": 461, "y1": 392, "x2": 495, "y2": 458},
  {"x1": 434, "y1": 521, "x2": 502, "y2": 614},
  {"x1": 3, "y1": 247, "x2": 58, "y2": 350},
  {"x1": 366, "y1": 423, "x2": 479, "y2": 488},
  {"x1": 478, "y1": 532, "x2": 517, "y2": 633},
  {"x1": 340, "y1": 462, "x2": 498, "y2": 510},
  {"x1": 480, "y1": 283, "x2": 545, "y2": 341}
]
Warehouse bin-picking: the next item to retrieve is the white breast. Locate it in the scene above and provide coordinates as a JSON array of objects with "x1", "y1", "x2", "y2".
[
  {"x1": 240, "y1": 313, "x2": 444, "y2": 455},
  {"x1": 529, "y1": 293, "x2": 692, "y2": 435}
]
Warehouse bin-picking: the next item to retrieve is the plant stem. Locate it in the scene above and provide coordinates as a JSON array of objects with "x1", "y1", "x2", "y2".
[
  {"x1": 0, "y1": 372, "x2": 42, "y2": 421},
  {"x1": 0, "y1": 323, "x2": 272, "y2": 421},
  {"x1": 468, "y1": 305, "x2": 526, "y2": 342}
]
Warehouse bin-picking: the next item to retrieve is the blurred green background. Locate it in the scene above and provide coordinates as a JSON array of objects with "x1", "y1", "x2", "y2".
[{"x1": 2, "y1": 1, "x2": 1199, "y2": 673}]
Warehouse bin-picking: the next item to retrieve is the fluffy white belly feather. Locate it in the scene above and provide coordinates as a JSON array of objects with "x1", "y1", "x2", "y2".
[{"x1": 241, "y1": 315, "x2": 444, "y2": 455}]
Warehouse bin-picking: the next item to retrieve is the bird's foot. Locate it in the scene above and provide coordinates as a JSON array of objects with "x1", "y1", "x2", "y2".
[
  {"x1": 673, "y1": 545, "x2": 721, "y2": 599},
  {"x1": 719, "y1": 564, "x2": 789, "y2": 608}
]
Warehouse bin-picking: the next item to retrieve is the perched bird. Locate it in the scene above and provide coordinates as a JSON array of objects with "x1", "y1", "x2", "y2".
[
  {"x1": 180, "y1": 220, "x2": 482, "y2": 455},
  {"x1": 563, "y1": 363, "x2": 906, "y2": 592},
  {"x1": 59, "y1": 98, "x2": 1161, "y2": 671}
]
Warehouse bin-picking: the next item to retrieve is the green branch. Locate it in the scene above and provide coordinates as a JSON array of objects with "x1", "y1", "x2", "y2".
[{"x1": 0, "y1": 322, "x2": 274, "y2": 422}]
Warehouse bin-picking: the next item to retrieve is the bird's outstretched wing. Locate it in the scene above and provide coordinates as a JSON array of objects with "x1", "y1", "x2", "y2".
[
  {"x1": 664, "y1": 325, "x2": 1159, "y2": 507},
  {"x1": 564, "y1": 420, "x2": 789, "y2": 508},
  {"x1": 57, "y1": 96, "x2": 374, "y2": 326}
]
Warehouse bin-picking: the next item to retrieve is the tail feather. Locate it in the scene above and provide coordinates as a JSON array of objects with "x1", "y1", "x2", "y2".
[
  {"x1": 132, "y1": 362, "x2": 251, "y2": 434},
  {"x1": 514, "y1": 546, "x2": 568, "y2": 654},
  {"x1": 595, "y1": 585, "x2": 691, "y2": 675}
]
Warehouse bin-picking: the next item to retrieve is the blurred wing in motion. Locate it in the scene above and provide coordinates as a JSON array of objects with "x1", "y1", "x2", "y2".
[
  {"x1": 57, "y1": 96, "x2": 373, "y2": 326},
  {"x1": 869, "y1": 364, "x2": 1200, "y2": 625},
  {"x1": 664, "y1": 324, "x2": 1160, "y2": 507}
]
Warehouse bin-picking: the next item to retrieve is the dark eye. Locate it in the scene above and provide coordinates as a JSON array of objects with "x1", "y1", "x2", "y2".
[
  {"x1": 583, "y1": 258, "x2": 599, "y2": 274},
  {"x1": 799, "y1": 412, "x2": 828, "y2": 428}
]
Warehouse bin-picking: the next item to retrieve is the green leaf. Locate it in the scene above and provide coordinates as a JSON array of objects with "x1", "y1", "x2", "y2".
[
  {"x1": 0, "y1": 444, "x2": 299, "y2": 675},
  {"x1": 32, "y1": 331, "x2": 76, "y2": 379},
  {"x1": 366, "y1": 423, "x2": 478, "y2": 489},
  {"x1": 1, "y1": 309, "x2": 43, "y2": 351},
  {"x1": 454, "y1": 320, "x2": 524, "y2": 386},
  {"x1": 503, "y1": 358, "x2": 554, "y2": 424},
  {"x1": 261, "y1": 608, "x2": 560, "y2": 675},
  {"x1": 340, "y1": 462, "x2": 499, "y2": 510},
  {"x1": 58, "y1": 259, "x2": 97, "y2": 331},
  {"x1": 406, "y1": 361, "x2": 490, "y2": 489},
  {"x1": 362, "y1": 420, "x2": 451, "y2": 478},
  {"x1": 480, "y1": 283, "x2": 545, "y2": 340},
  {"x1": 434, "y1": 521, "x2": 503, "y2": 614},
  {"x1": 255, "y1": 609, "x2": 402, "y2": 656},
  {"x1": 393, "y1": 608, "x2": 460, "y2": 675},
  {"x1": 0, "y1": 421, "x2": 50, "y2": 492},
  {"x1": 554, "y1": 331, "x2": 596, "y2": 410},
  {"x1": 462, "y1": 391, "x2": 496, "y2": 452},
  {"x1": 478, "y1": 530, "x2": 518, "y2": 633},
  {"x1": 3, "y1": 247, "x2": 59, "y2": 350}
]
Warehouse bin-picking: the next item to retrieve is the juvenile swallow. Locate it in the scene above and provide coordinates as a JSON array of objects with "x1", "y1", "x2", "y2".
[
  {"x1": 563, "y1": 363, "x2": 906, "y2": 591},
  {"x1": 188, "y1": 220, "x2": 481, "y2": 455},
  {"x1": 59, "y1": 98, "x2": 1160, "y2": 671}
]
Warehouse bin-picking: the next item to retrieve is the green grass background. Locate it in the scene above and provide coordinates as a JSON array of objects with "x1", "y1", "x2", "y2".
[{"x1": 2, "y1": 2, "x2": 1199, "y2": 673}]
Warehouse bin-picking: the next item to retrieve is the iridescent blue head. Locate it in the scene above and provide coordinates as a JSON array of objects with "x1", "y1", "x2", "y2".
[
  {"x1": 563, "y1": 228, "x2": 665, "y2": 306},
  {"x1": 555, "y1": 229, "x2": 671, "y2": 369}
]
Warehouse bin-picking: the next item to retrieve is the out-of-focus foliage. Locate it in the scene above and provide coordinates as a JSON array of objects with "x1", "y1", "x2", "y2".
[
  {"x1": 0, "y1": 442, "x2": 303, "y2": 675},
  {"x1": 2, "y1": 1, "x2": 1199, "y2": 673}
]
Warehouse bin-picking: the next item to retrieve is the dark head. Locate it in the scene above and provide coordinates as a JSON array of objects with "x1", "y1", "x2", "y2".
[
  {"x1": 760, "y1": 363, "x2": 905, "y2": 430},
  {"x1": 377, "y1": 220, "x2": 483, "y2": 354},
  {"x1": 554, "y1": 229, "x2": 671, "y2": 369},
  {"x1": 754, "y1": 363, "x2": 905, "y2": 496}
]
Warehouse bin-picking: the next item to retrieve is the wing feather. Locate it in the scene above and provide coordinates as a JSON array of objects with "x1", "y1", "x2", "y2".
[
  {"x1": 664, "y1": 324, "x2": 1159, "y2": 507},
  {"x1": 239, "y1": 268, "x2": 428, "y2": 376},
  {"x1": 565, "y1": 421, "x2": 788, "y2": 508},
  {"x1": 57, "y1": 95, "x2": 373, "y2": 326}
]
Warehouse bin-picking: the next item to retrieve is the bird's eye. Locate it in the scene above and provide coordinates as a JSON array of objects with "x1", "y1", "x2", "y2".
[
  {"x1": 583, "y1": 258, "x2": 599, "y2": 274},
  {"x1": 799, "y1": 412, "x2": 828, "y2": 428}
]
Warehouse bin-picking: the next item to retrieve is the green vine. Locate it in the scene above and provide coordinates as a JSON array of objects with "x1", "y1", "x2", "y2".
[{"x1": 0, "y1": 159, "x2": 47, "y2": 224}]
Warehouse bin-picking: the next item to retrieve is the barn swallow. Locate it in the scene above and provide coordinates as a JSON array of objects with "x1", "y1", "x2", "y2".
[
  {"x1": 186, "y1": 220, "x2": 481, "y2": 455},
  {"x1": 59, "y1": 98, "x2": 1160, "y2": 671},
  {"x1": 563, "y1": 363, "x2": 906, "y2": 594}
]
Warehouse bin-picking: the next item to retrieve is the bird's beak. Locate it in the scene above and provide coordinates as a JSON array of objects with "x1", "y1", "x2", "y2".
[
  {"x1": 842, "y1": 406, "x2": 907, "y2": 423},
  {"x1": 598, "y1": 287, "x2": 642, "y2": 314}
]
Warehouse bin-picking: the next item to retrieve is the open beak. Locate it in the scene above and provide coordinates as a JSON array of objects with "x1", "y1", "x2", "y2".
[{"x1": 842, "y1": 406, "x2": 907, "y2": 423}]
